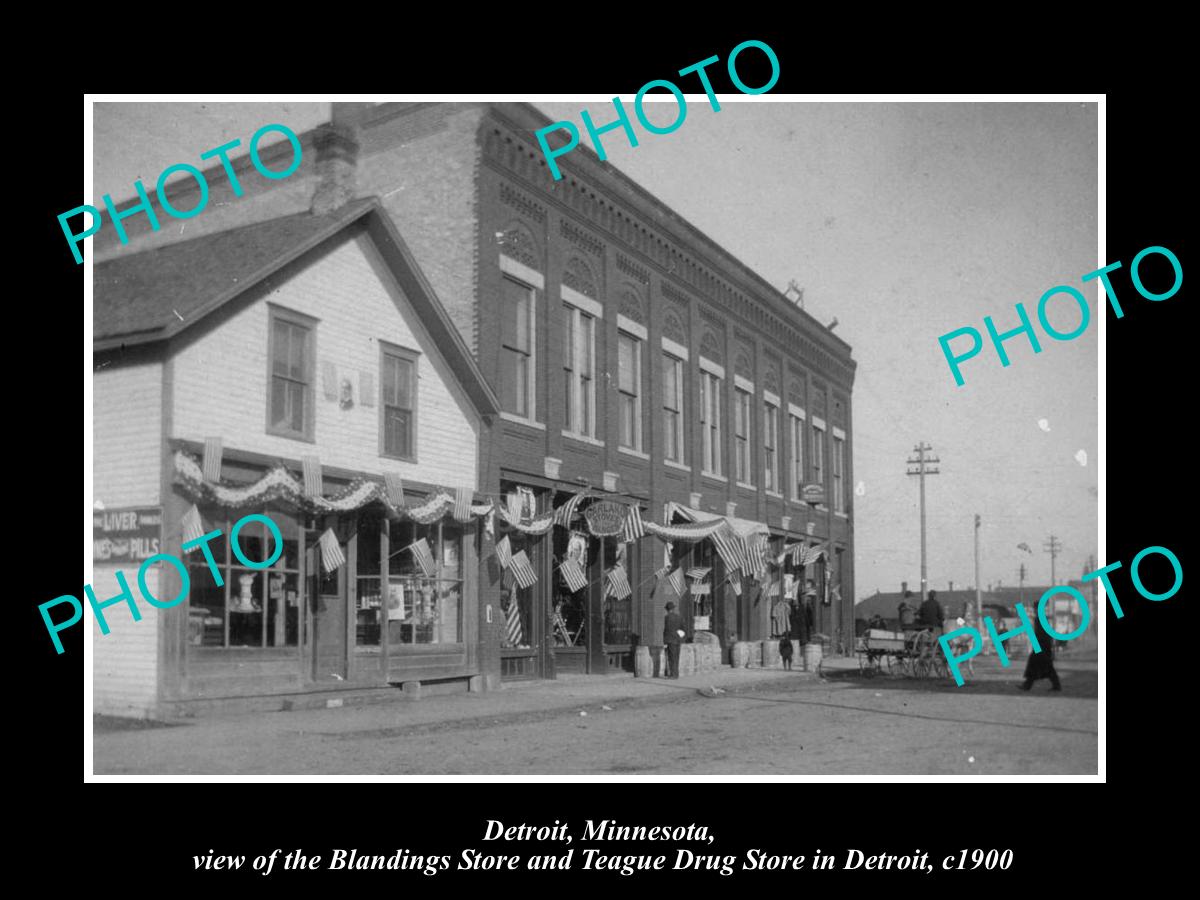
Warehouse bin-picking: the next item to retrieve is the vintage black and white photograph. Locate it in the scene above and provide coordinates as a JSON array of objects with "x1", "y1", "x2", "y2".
[{"x1": 86, "y1": 97, "x2": 1099, "y2": 776}]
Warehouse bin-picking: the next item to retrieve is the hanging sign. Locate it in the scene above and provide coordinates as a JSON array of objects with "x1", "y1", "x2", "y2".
[
  {"x1": 801, "y1": 484, "x2": 826, "y2": 505},
  {"x1": 584, "y1": 501, "x2": 627, "y2": 537},
  {"x1": 93, "y1": 506, "x2": 162, "y2": 563}
]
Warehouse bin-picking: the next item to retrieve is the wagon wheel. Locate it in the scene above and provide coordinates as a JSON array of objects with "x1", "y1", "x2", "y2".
[{"x1": 932, "y1": 649, "x2": 950, "y2": 680}]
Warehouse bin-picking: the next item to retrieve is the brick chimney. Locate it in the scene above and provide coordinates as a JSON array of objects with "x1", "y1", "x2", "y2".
[
  {"x1": 310, "y1": 103, "x2": 371, "y2": 215},
  {"x1": 901, "y1": 580, "x2": 908, "y2": 595}
]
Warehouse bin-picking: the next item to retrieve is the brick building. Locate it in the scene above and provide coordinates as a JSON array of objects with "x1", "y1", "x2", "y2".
[
  {"x1": 92, "y1": 199, "x2": 499, "y2": 717},
  {"x1": 94, "y1": 101, "x2": 857, "y2": 689}
]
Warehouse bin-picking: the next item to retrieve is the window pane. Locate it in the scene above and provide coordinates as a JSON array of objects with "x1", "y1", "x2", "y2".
[
  {"x1": 228, "y1": 569, "x2": 263, "y2": 647},
  {"x1": 272, "y1": 320, "x2": 290, "y2": 376},
  {"x1": 287, "y1": 382, "x2": 305, "y2": 433},
  {"x1": 270, "y1": 377, "x2": 287, "y2": 428},
  {"x1": 386, "y1": 408, "x2": 411, "y2": 457},
  {"x1": 289, "y1": 325, "x2": 306, "y2": 381},
  {"x1": 618, "y1": 335, "x2": 634, "y2": 392}
]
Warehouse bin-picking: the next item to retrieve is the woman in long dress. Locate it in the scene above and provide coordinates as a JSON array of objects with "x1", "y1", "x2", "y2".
[{"x1": 1020, "y1": 616, "x2": 1062, "y2": 691}]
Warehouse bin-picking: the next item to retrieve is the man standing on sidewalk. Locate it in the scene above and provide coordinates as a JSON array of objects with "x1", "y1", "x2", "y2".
[{"x1": 663, "y1": 601, "x2": 685, "y2": 678}]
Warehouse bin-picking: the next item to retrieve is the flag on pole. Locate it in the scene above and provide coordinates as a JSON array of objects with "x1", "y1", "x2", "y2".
[
  {"x1": 384, "y1": 472, "x2": 407, "y2": 508},
  {"x1": 181, "y1": 504, "x2": 204, "y2": 548},
  {"x1": 654, "y1": 564, "x2": 671, "y2": 580},
  {"x1": 686, "y1": 566, "x2": 711, "y2": 581},
  {"x1": 712, "y1": 526, "x2": 751, "y2": 574},
  {"x1": 495, "y1": 535, "x2": 512, "y2": 570},
  {"x1": 729, "y1": 570, "x2": 742, "y2": 596},
  {"x1": 505, "y1": 595, "x2": 524, "y2": 646},
  {"x1": 319, "y1": 528, "x2": 346, "y2": 573},
  {"x1": 454, "y1": 486, "x2": 473, "y2": 522},
  {"x1": 606, "y1": 566, "x2": 632, "y2": 600},
  {"x1": 748, "y1": 534, "x2": 769, "y2": 575},
  {"x1": 509, "y1": 550, "x2": 537, "y2": 589},
  {"x1": 668, "y1": 566, "x2": 686, "y2": 596},
  {"x1": 302, "y1": 455, "x2": 323, "y2": 498},
  {"x1": 797, "y1": 541, "x2": 826, "y2": 567},
  {"x1": 202, "y1": 437, "x2": 223, "y2": 482},
  {"x1": 554, "y1": 492, "x2": 584, "y2": 528},
  {"x1": 621, "y1": 505, "x2": 645, "y2": 542},
  {"x1": 408, "y1": 537, "x2": 436, "y2": 577},
  {"x1": 559, "y1": 558, "x2": 588, "y2": 593}
]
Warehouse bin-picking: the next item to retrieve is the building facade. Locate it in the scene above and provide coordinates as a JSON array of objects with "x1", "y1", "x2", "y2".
[
  {"x1": 92, "y1": 201, "x2": 500, "y2": 717},
  {"x1": 94, "y1": 101, "x2": 857, "y2": 690}
]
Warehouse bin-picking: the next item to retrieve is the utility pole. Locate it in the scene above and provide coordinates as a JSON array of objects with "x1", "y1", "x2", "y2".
[
  {"x1": 974, "y1": 514, "x2": 982, "y2": 627},
  {"x1": 906, "y1": 443, "x2": 940, "y2": 598},
  {"x1": 1044, "y1": 535, "x2": 1062, "y2": 585},
  {"x1": 1018, "y1": 562, "x2": 1027, "y2": 606}
]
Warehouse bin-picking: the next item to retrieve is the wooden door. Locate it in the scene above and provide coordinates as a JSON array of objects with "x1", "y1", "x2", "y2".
[{"x1": 306, "y1": 538, "x2": 348, "y2": 683}]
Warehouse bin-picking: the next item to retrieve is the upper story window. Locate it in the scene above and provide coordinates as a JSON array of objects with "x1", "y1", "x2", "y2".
[
  {"x1": 734, "y1": 385, "x2": 753, "y2": 485},
  {"x1": 764, "y1": 397, "x2": 780, "y2": 493},
  {"x1": 833, "y1": 428, "x2": 847, "y2": 514},
  {"x1": 380, "y1": 343, "x2": 418, "y2": 461},
  {"x1": 563, "y1": 302, "x2": 597, "y2": 438},
  {"x1": 662, "y1": 351, "x2": 685, "y2": 464},
  {"x1": 500, "y1": 275, "x2": 536, "y2": 420},
  {"x1": 617, "y1": 329, "x2": 643, "y2": 451},
  {"x1": 789, "y1": 406, "x2": 806, "y2": 501},
  {"x1": 267, "y1": 306, "x2": 316, "y2": 441},
  {"x1": 699, "y1": 361, "x2": 724, "y2": 477},
  {"x1": 812, "y1": 418, "x2": 827, "y2": 490}
]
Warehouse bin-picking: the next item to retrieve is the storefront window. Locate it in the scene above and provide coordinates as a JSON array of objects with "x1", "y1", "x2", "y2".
[
  {"x1": 355, "y1": 513, "x2": 383, "y2": 647},
  {"x1": 187, "y1": 504, "x2": 301, "y2": 649},
  {"x1": 552, "y1": 524, "x2": 588, "y2": 648},
  {"x1": 501, "y1": 529, "x2": 535, "y2": 650},
  {"x1": 386, "y1": 519, "x2": 463, "y2": 646}
]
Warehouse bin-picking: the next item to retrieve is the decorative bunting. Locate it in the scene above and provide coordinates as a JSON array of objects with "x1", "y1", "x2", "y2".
[
  {"x1": 495, "y1": 535, "x2": 512, "y2": 570},
  {"x1": 319, "y1": 528, "x2": 346, "y2": 573},
  {"x1": 729, "y1": 570, "x2": 743, "y2": 596},
  {"x1": 668, "y1": 567, "x2": 686, "y2": 596},
  {"x1": 621, "y1": 505, "x2": 645, "y2": 543},
  {"x1": 509, "y1": 550, "x2": 537, "y2": 589},
  {"x1": 454, "y1": 486, "x2": 473, "y2": 522},
  {"x1": 554, "y1": 492, "x2": 584, "y2": 528},
  {"x1": 606, "y1": 566, "x2": 632, "y2": 600},
  {"x1": 506, "y1": 491, "x2": 523, "y2": 523},
  {"x1": 385, "y1": 472, "x2": 407, "y2": 507},
  {"x1": 181, "y1": 504, "x2": 204, "y2": 548},
  {"x1": 686, "y1": 566, "x2": 711, "y2": 581},
  {"x1": 407, "y1": 538, "x2": 436, "y2": 577},
  {"x1": 797, "y1": 542, "x2": 827, "y2": 567},
  {"x1": 302, "y1": 455, "x2": 323, "y2": 498},
  {"x1": 202, "y1": 437, "x2": 223, "y2": 483},
  {"x1": 559, "y1": 558, "x2": 588, "y2": 593}
]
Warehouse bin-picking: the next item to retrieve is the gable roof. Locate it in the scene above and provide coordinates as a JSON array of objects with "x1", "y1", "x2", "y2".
[{"x1": 93, "y1": 198, "x2": 499, "y2": 418}]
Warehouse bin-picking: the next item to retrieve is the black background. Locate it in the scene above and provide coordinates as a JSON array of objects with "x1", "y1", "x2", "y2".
[{"x1": 25, "y1": 23, "x2": 1186, "y2": 887}]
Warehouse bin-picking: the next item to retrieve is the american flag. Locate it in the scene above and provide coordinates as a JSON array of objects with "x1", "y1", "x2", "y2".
[
  {"x1": 302, "y1": 455, "x2": 323, "y2": 497},
  {"x1": 606, "y1": 566, "x2": 632, "y2": 600},
  {"x1": 748, "y1": 534, "x2": 770, "y2": 575},
  {"x1": 384, "y1": 472, "x2": 407, "y2": 508},
  {"x1": 764, "y1": 579, "x2": 781, "y2": 598},
  {"x1": 686, "y1": 566, "x2": 711, "y2": 581},
  {"x1": 509, "y1": 550, "x2": 537, "y2": 589},
  {"x1": 202, "y1": 436, "x2": 223, "y2": 482},
  {"x1": 729, "y1": 570, "x2": 742, "y2": 596},
  {"x1": 621, "y1": 505, "x2": 645, "y2": 542},
  {"x1": 668, "y1": 566, "x2": 686, "y2": 596},
  {"x1": 495, "y1": 535, "x2": 512, "y2": 569},
  {"x1": 454, "y1": 486, "x2": 473, "y2": 522},
  {"x1": 319, "y1": 528, "x2": 346, "y2": 573},
  {"x1": 559, "y1": 558, "x2": 588, "y2": 593},
  {"x1": 797, "y1": 542, "x2": 826, "y2": 567},
  {"x1": 408, "y1": 537, "x2": 436, "y2": 577},
  {"x1": 505, "y1": 595, "x2": 524, "y2": 646},
  {"x1": 712, "y1": 526, "x2": 751, "y2": 574},
  {"x1": 554, "y1": 492, "x2": 584, "y2": 528},
  {"x1": 654, "y1": 563, "x2": 671, "y2": 580},
  {"x1": 779, "y1": 542, "x2": 801, "y2": 565},
  {"x1": 181, "y1": 504, "x2": 205, "y2": 548}
]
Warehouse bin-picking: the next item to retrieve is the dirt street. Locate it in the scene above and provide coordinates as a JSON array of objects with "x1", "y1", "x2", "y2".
[{"x1": 93, "y1": 657, "x2": 1097, "y2": 776}]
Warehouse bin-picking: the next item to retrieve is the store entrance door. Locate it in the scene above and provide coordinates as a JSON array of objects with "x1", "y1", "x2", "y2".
[{"x1": 306, "y1": 537, "x2": 348, "y2": 683}]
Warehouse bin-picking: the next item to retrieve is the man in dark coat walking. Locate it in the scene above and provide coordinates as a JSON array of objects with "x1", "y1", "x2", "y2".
[
  {"x1": 1020, "y1": 614, "x2": 1062, "y2": 691},
  {"x1": 919, "y1": 590, "x2": 945, "y2": 632},
  {"x1": 663, "y1": 601, "x2": 685, "y2": 678}
]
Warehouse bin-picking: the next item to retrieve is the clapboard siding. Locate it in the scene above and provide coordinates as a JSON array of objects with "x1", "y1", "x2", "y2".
[
  {"x1": 170, "y1": 230, "x2": 480, "y2": 489},
  {"x1": 92, "y1": 361, "x2": 163, "y2": 717},
  {"x1": 91, "y1": 564, "x2": 159, "y2": 716}
]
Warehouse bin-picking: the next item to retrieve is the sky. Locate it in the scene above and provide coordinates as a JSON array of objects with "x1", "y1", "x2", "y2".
[{"x1": 92, "y1": 98, "x2": 1099, "y2": 599}]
